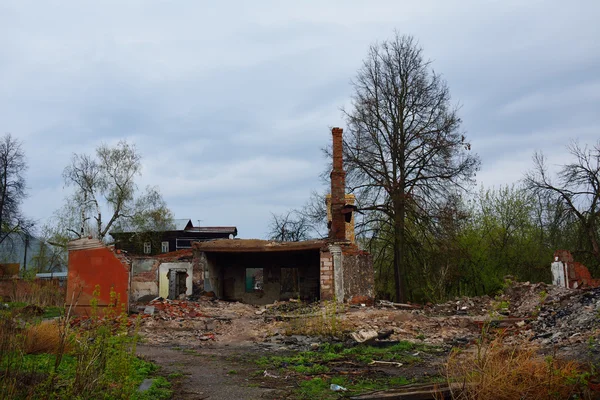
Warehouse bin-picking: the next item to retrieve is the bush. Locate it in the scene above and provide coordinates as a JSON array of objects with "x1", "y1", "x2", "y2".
[{"x1": 24, "y1": 321, "x2": 65, "y2": 354}]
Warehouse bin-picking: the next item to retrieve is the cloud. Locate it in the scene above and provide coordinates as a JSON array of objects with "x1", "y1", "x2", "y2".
[
  {"x1": 499, "y1": 81, "x2": 600, "y2": 116},
  {"x1": 3, "y1": 0, "x2": 600, "y2": 238}
]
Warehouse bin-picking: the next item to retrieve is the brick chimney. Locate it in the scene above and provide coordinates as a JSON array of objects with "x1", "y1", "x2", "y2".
[{"x1": 330, "y1": 127, "x2": 346, "y2": 241}]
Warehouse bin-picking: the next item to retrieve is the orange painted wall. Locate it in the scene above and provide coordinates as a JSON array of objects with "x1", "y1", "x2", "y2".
[{"x1": 66, "y1": 246, "x2": 129, "y2": 316}]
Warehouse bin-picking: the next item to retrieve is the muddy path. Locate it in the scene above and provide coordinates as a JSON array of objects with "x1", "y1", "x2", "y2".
[
  {"x1": 137, "y1": 339, "x2": 449, "y2": 400},
  {"x1": 137, "y1": 343, "x2": 277, "y2": 400}
]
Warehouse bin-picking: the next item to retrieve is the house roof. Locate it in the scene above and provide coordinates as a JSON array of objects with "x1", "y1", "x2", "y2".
[
  {"x1": 173, "y1": 219, "x2": 193, "y2": 231},
  {"x1": 192, "y1": 239, "x2": 326, "y2": 253},
  {"x1": 187, "y1": 226, "x2": 238, "y2": 236},
  {"x1": 67, "y1": 237, "x2": 105, "y2": 251},
  {"x1": 111, "y1": 218, "x2": 237, "y2": 236}
]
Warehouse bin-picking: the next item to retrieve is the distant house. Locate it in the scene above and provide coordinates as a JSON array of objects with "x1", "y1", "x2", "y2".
[
  {"x1": 110, "y1": 219, "x2": 237, "y2": 256},
  {"x1": 0, "y1": 233, "x2": 67, "y2": 278}
]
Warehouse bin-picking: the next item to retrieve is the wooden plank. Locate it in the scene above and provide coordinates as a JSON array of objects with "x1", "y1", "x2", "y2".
[{"x1": 350, "y1": 382, "x2": 464, "y2": 400}]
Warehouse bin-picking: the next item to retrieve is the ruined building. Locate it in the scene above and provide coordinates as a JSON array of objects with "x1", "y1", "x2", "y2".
[
  {"x1": 551, "y1": 250, "x2": 600, "y2": 289},
  {"x1": 66, "y1": 128, "x2": 374, "y2": 314},
  {"x1": 191, "y1": 127, "x2": 374, "y2": 305}
]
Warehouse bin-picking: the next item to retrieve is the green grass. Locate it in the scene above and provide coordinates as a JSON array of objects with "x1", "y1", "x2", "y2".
[
  {"x1": 256, "y1": 341, "x2": 442, "y2": 399},
  {"x1": 7, "y1": 301, "x2": 28, "y2": 309},
  {"x1": 168, "y1": 371, "x2": 185, "y2": 380},
  {"x1": 42, "y1": 306, "x2": 63, "y2": 319},
  {"x1": 296, "y1": 376, "x2": 411, "y2": 400},
  {"x1": 1, "y1": 353, "x2": 171, "y2": 400},
  {"x1": 133, "y1": 376, "x2": 172, "y2": 400}
]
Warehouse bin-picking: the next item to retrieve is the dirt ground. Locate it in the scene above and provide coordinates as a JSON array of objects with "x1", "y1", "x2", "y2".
[
  {"x1": 137, "y1": 343, "x2": 275, "y2": 400},
  {"x1": 134, "y1": 282, "x2": 600, "y2": 399}
]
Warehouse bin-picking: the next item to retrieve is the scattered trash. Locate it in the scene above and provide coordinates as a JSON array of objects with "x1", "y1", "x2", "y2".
[
  {"x1": 137, "y1": 379, "x2": 154, "y2": 393},
  {"x1": 368, "y1": 360, "x2": 403, "y2": 367},
  {"x1": 143, "y1": 306, "x2": 155, "y2": 315},
  {"x1": 263, "y1": 370, "x2": 279, "y2": 378},
  {"x1": 330, "y1": 384, "x2": 348, "y2": 391},
  {"x1": 351, "y1": 329, "x2": 379, "y2": 344}
]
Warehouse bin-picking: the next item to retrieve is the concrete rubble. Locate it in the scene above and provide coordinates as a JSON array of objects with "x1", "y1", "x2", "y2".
[{"x1": 132, "y1": 281, "x2": 599, "y2": 362}]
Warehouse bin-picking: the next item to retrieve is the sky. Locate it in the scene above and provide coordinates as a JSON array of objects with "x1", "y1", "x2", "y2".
[{"x1": 2, "y1": 0, "x2": 599, "y2": 239}]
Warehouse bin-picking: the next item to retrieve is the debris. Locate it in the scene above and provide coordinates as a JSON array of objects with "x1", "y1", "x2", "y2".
[
  {"x1": 379, "y1": 300, "x2": 419, "y2": 310},
  {"x1": 349, "y1": 382, "x2": 465, "y2": 399},
  {"x1": 368, "y1": 360, "x2": 403, "y2": 367},
  {"x1": 330, "y1": 384, "x2": 348, "y2": 392},
  {"x1": 138, "y1": 379, "x2": 154, "y2": 393},
  {"x1": 198, "y1": 333, "x2": 215, "y2": 341},
  {"x1": 143, "y1": 306, "x2": 155, "y2": 315},
  {"x1": 351, "y1": 329, "x2": 379, "y2": 344},
  {"x1": 263, "y1": 370, "x2": 279, "y2": 378}
]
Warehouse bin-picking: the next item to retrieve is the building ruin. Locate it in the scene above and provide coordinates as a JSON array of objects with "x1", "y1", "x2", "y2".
[{"x1": 65, "y1": 127, "x2": 374, "y2": 314}]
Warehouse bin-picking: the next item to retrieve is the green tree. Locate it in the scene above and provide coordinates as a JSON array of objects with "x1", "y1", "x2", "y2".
[{"x1": 52, "y1": 140, "x2": 173, "y2": 242}]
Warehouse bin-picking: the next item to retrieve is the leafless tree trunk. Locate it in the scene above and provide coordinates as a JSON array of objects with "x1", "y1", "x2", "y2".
[
  {"x1": 0, "y1": 134, "x2": 32, "y2": 244},
  {"x1": 524, "y1": 140, "x2": 600, "y2": 264},
  {"x1": 342, "y1": 34, "x2": 479, "y2": 301},
  {"x1": 268, "y1": 211, "x2": 312, "y2": 241}
]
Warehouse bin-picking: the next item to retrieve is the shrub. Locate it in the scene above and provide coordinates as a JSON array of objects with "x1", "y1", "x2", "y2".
[{"x1": 24, "y1": 321, "x2": 65, "y2": 354}]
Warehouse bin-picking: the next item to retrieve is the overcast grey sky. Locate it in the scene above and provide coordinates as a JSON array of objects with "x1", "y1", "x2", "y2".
[{"x1": 2, "y1": 0, "x2": 599, "y2": 239}]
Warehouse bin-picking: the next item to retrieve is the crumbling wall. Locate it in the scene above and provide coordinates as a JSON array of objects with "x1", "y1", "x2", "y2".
[
  {"x1": 320, "y1": 250, "x2": 334, "y2": 300},
  {"x1": 66, "y1": 238, "x2": 130, "y2": 316},
  {"x1": 129, "y1": 250, "x2": 194, "y2": 301},
  {"x1": 130, "y1": 258, "x2": 160, "y2": 301},
  {"x1": 201, "y1": 252, "x2": 220, "y2": 296},
  {"x1": 158, "y1": 262, "x2": 192, "y2": 298},
  {"x1": 204, "y1": 251, "x2": 320, "y2": 305},
  {"x1": 342, "y1": 249, "x2": 374, "y2": 304},
  {"x1": 552, "y1": 250, "x2": 600, "y2": 289}
]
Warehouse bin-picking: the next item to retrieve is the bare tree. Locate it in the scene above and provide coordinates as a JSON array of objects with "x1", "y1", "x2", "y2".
[
  {"x1": 524, "y1": 140, "x2": 600, "y2": 265},
  {"x1": 267, "y1": 211, "x2": 312, "y2": 242},
  {"x1": 60, "y1": 140, "x2": 172, "y2": 241},
  {"x1": 342, "y1": 34, "x2": 480, "y2": 301},
  {"x1": 0, "y1": 134, "x2": 33, "y2": 244}
]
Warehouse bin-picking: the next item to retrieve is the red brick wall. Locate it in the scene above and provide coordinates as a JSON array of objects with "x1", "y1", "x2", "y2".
[
  {"x1": 320, "y1": 250, "x2": 334, "y2": 300},
  {"x1": 330, "y1": 127, "x2": 346, "y2": 241}
]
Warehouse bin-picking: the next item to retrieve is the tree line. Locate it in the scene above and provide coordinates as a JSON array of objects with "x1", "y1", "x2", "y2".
[
  {"x1": 0, "y1": 135, "x2": 173, "y2": 273},
  {"x1": 269, "y1": 33, "x2": 600, "y2": 303}
]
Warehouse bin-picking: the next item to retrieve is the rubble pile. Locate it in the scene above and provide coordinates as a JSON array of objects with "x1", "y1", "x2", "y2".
[
  {"x1": 145, "y1": 299, "x2": 206, "y2": 319},
  {"x1": 343, "y1": 308, "x2": 481, "y2": 346},
  {"x1": 425, "y1": 296, "x2": 492, "y2": 317},
  {"x1": 499, "y1": 281, "x2": 573, "y2": 318},
  {"x1": 135, "y1": 297, "x2": 264, "y2": 347},
  {"x1": 132, "y1": 281, "x2": 599, "y2": 360},
  {"x1": 529, "y1": 286, "x2": 600, "y2": 346}
]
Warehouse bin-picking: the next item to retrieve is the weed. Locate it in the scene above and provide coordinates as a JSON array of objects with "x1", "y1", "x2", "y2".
[
  {"x1": 0, "y1": 285, "x2": 165, "y2": 399},
  {"x1": 256, "y1": 341, "x2": 441, "y2": 399},
  {"x1": 227, "y1": 369, "x2": 238, "y2": 375},
  {"x1": 168, "y1": 371, "x2": 185, "y2": 379},
  {"x1": 133, "y1": 376, "x2": 172, "y2": 400},
  {"x1": 446, "y1": 335, "x2": 590, "y2": 399},
  {"x1": 284, "y1": 299, "x2": 351, "y2": 338}
]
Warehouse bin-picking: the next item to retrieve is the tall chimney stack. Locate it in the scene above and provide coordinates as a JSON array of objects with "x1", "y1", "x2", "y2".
[{"x1": 330, "y1": 127, "x2": 346, "y2": 241}]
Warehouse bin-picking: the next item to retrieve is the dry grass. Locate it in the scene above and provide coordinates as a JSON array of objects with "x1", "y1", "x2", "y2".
[
  {"x1": 284, "y1": 301, "x2": 352, "y2": 338},
  {"x1": 446, "y1": 337, "x2": 590, "y2": 400},
  {"x1": 10, "y1": 280, "x2": 65, "y2": 307},
  {"x1": 23, "y1": 321, "x2": 70, "y2": 354}
]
